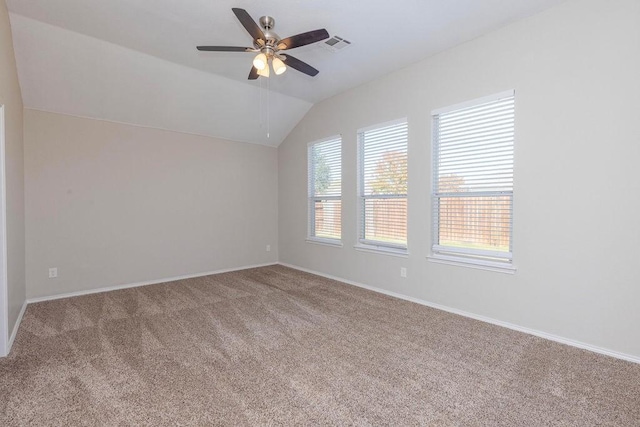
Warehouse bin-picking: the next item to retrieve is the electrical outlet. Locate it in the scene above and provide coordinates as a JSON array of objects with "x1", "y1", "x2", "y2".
[
  {"x1": 48, "y1": 267, "x2": 58, "y2": 279},
  {"x1": 266, "y1": 245, "x2": 271, "y2": 252},
  {"x1": 400, "y1": 267, "x2": 407, "y2": 278}
]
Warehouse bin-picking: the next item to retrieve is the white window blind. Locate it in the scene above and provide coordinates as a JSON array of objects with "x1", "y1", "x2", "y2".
[
  {"x1": 308, "y1": 136, "x2": 342, "y2": 242},
  {"x1": 432, "y1": 91, "x2": 514, "y2": 265},
  {"x1": 358, "y1": 120, "x2": 408, "y2": 250}
]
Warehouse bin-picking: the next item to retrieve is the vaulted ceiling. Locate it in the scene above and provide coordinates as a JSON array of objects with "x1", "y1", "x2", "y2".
[{"x1": 7, "y1": 0, "x2": 566, "y2": 146}]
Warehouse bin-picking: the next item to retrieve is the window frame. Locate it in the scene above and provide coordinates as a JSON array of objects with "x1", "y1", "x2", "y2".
[
  {"x1": 429, "y1": 90, "x2": 516, "y2": 273},
  {"x1": 356, "y1": 118, "x2": 409, "y2": 257},
  {"x1": 307, "y1": 135, "x2": 343, "y2": 247}
]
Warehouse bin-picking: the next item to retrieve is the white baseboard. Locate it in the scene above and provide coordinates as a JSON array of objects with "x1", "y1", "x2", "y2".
[
  {"x1": 27, "y1": 262, "x2": 278, "y2": 304},
  {"x1": 279, "y1": 262, "x2": 640, "y2": 365},
  {"x1": 6, "y1": 300, "x2": 27, "y2": 354}
]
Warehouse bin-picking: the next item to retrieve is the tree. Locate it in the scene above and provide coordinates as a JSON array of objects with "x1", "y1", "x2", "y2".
[
  {"x1": 370, "y1": 151, "x2": 407, "y2": 195},
  {"x1": 313, "y1": 150, "x2": 331, "y2": 195},
  {"x1": 438, "y1": 174, "x2": 465, "y2": 193}
]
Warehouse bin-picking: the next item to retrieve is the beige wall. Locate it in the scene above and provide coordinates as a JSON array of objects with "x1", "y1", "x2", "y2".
[
  {"x1": 0, "y1": 0, "x2": 26, "y2": 347},
  {"x1": 279, "y1": 0, "x2": 640, "y2": 358},
  {"x1": 25, "y1": 110, "x2": 278, "y2": 298}
]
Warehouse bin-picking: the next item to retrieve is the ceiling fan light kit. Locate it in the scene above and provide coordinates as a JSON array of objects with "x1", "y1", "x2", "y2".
[
  {"x1": 253, "y1": 52, "x2": 267, "y2": 70},
  {"x1": 257, "y1": 65, "x2": 270, "y2": 78},
  {"x1": 272, "y1": 57, "x2": 286, "y2": 75},
  {"x1": 197, "y1": 8, "x2": 329, "y2": 79}
]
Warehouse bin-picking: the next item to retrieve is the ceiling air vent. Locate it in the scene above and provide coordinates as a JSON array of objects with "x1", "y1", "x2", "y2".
[{"x1": 322, "y1": 36, "x2": 351, "y2": 52}]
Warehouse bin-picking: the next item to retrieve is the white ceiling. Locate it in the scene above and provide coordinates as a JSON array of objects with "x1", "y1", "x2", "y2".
[{"x1": 7, "y1": 0, "x2": 566, "y2": 146}]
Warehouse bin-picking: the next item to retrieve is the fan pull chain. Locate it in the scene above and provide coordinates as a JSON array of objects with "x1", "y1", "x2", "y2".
[{"x1": 259, "y1": 74, "x2": 264, "y2": 127}]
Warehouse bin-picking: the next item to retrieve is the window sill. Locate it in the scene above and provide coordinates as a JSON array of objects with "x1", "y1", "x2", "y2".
[
  {"x1": 306, "y1": 238, "x2": 343, "y2": 248},
  {"x1": 354, "y1": 244, "x2": 409, "y2": 258},
  {"x1": 427, "y1": 254, "x2": 516, "y2": 274}
]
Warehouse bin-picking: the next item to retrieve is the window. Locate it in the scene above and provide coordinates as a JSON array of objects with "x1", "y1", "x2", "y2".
[
  {"x1": 357, "y1": 119, "x2": 408, "y2": 254},
  {"x1": 308, "y1": 136, "x2": 342, "y2": 244},
  {"x1": 431, "y1": 90, "x2": 515, "y2": 271}
]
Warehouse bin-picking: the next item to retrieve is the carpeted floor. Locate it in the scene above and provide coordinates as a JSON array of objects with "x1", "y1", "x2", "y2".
[{"x1": 1, "y1": 265, "x2": 639, "y2": 426}]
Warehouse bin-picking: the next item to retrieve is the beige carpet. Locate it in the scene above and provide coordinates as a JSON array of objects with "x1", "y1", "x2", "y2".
[{"x1": 1, "y1": 265, "x2": 639, "y2": 426}]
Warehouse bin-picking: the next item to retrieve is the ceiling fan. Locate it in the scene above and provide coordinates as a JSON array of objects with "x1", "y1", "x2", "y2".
[{"x1": 197, "y1": 8, "x2": 329, "y2": 79}]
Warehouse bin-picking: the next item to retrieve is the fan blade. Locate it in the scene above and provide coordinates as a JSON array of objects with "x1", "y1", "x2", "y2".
[
  {"x1": 281, "y1": 54, "x2": 319, "y2": 77},
  {"x1": 197, "y1": 46, "x2": 253, "y2": 52},
  {"x1": 232, "y1": 8, "x2": 265, "y2": 42},
  {"x1": 277, "y1": 29, "x2": 329, "y2": 50},
  {"x1": 248, "y1": 66, "x2": 259, "y2": 80}
]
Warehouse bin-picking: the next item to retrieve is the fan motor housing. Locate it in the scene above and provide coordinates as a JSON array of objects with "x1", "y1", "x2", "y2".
[{"x1": 259, "y1": 16, "x2": 279, "y2": 46}]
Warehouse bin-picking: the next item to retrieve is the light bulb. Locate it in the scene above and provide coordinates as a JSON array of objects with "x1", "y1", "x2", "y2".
[
  {"x1": 253, "y1": 53, "x2": 267, "y2": 70},
  {"x1": 272, "y1": 57, "x2": 287, "y2": 75}
]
